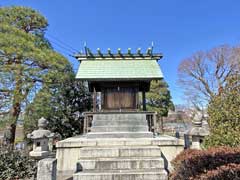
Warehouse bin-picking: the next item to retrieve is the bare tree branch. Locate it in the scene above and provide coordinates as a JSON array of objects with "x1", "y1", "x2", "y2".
[{"x1": 178, "y1": 45, "x2": 240, "y2": 107}]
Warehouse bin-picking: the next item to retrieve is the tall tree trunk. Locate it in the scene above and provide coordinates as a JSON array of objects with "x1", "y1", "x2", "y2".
[
  {"x1": 9, "y1": 63, "x2": 22, "y2": 146},
  {"x1": 9, "y1": 102, "x2": 20, "y2": 145}
]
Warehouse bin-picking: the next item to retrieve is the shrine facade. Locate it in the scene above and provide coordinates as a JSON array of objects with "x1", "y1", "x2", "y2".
[{"x1": 75, "y1": 47, "x2": 163, "y2": 111}]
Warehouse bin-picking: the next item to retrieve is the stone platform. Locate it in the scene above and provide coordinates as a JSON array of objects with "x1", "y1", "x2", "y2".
[
  {"x1": 56, "y1": 136, "x2": 184, "y2": 180},
  {"x1": 56, "y1": 112, "x2": 184, "y2": 180},
  {"x1": 87, "y1": 113, "x2": 153, "y2": 138}
]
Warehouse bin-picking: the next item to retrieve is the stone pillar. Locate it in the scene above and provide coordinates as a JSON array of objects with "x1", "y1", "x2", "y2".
[{"x1": 37, "y1": 158, "x2": 57, "y2": 180}]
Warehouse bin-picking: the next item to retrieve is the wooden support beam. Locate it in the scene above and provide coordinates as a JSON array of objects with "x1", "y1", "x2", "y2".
[
  {"x1": 153, "y1": 112, "x2": 158, "y2": 134},
  {"x1": 142, "y1": 90, "x2": 146, "y2": 111},
  {"x1": 83, "y1": 115, "x2": 87, "y2": 134},
  {"x1": 93, "y1": 87, "x2": 97, "y2": 112},
  {"x1": 136, "y1": 92, "x2": 139, "y2": 109}
]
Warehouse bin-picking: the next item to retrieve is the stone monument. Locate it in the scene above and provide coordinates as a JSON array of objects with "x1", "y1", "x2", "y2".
[
  {"x1": 27, "y1": 117, "x2": 55, "y2": 159},
  {"x1": 188, "y1": 112, "x2": 209, "y2": 149}
]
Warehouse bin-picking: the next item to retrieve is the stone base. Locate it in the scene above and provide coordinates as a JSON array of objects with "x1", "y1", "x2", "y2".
[
  {"x1": 78, "y1": 157, "x2": 165, "y2": 171},
  {"x1": 56, "y1": 135, "x2": 184, "y2": 180},
  {"x1": 56, "y1": 110, "x2": 183, "y2": 180},
  {"x1": 87, "y1": 132, "x2": 153, "y2": 138},
  {"x1": 37, "y1": 158, "x2": 57, "y2": 180},
  {"x1": 74, "y1": 170, "x2": 168, "y2": 180},
  {"x1": 29, "y1": 151, "x2": 49, "y2": 159},
  {"x1": 88, "y1": 112, "x2": 153, "y2": 138}
]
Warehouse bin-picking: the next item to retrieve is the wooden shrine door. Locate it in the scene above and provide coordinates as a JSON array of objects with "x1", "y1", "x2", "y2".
[{"x1": 103, "y1": 87, "x2": 137, "y2": 110}]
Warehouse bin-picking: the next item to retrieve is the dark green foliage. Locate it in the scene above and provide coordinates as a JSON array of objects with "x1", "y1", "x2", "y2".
[
  {"x1": 0, "y1": 6, "x2": 71, "y2": 143},
  {"x1": 0, "y1": 149, "x2": 37, "y2": 179},
  {"x1": 170, "y1": 146, "x2": 240, "y2": 180},
  {"x1": 204, "y1": 75, "x2": 240, "y2": 148},
  {"x1": 146, "y1": 80, "x2": 174, "y2": 116},
  {"x1": 0, "y1": 6, "x2": 48, "y2": 33},
  {"x1": 146, "y1": 80, "x2": 174, "y2": 132},
  {"x1": 24, "y1": 72, "x2": 92, "y2": 138}
]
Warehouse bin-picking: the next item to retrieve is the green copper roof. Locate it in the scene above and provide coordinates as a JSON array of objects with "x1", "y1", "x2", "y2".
[{"x1": 76, "y1": 60, "x2": 163, "y2": 81}]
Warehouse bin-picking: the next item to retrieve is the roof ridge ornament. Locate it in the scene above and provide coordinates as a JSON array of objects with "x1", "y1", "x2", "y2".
[
  {"x1": 74, "y1": 47, "x2": 162, "y2": 61},
  {"x1": 127, "y1": 48, "x2": 131, "y2": 55},
  {"x1": 147, "y1": 48, "x2": 152, "y2": 55},
  {"x1": 117, "y1": 48, "x2": 121, "y2": 55},
  {"x1": 97, "y1": 48, "x2": 102, "y2": 55},
  {"x1": 107, "y1": 48, "x2": 111, "y2": 55},
  {"x1": 137, "y1": 48, "x2": 141, "y2": 55}
]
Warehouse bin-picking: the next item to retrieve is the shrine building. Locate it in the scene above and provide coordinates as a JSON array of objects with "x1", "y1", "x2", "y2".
[
  {"x1": 75, "y1": 47, "x2": 163, "y2": 112},
  {"x1": 56, "y1": 47, "x2": 184, "y2": 180}
]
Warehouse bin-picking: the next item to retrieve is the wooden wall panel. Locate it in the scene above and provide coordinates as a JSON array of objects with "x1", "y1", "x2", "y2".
[{"x1": 103, "y1": 86, "x2": 137, "y2": 110}]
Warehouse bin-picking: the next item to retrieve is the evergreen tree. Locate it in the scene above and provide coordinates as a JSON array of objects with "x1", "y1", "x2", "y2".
[
  {"x1": 24, "y1": 72, "x2": 92, "y2": 138},
  {"x1": 204, "y1": 74, "x2": 240, "y2": 147},
  {"x1": 146, "y1": 80, "x2": 174, "y2": 132},
  {"x1": 0, "y1": 6, "x2": 70, "y2": 144}
]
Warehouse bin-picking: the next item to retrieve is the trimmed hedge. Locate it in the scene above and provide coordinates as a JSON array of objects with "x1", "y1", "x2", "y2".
[
  {"x1": 196, "y1": 163, "x2": 240, "y2": 180},
  {"x1": 170, "y1": 146, "x2": 240, "y2": 180}
]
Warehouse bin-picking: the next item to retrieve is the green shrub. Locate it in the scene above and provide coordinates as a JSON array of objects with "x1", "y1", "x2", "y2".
[
  {"x1": 0, "y1": 148, "x2": 37, "y2": 179},
  {"x1": 170, "y1": 146, "x2": 240, "y2": 180},
  {"x1": 204, "y1": 75, "x2": 240, "y2": 148}
]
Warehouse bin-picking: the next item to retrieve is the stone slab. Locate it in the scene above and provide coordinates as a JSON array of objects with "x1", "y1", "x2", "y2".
[
  {"x1": 91, "y1": 126, "x2": 149, "y2": 132},
  {"x1": 87, "y1": 132, "x2": 153, "y2": 138},
  {"x1": 93, "y1": 120, "x2": 147, "y2": 126},
  {"x1": 79, "y1": 146, "x2": 162, "y2": 158},
  {"x1": 93, "y1": 113, "x2": 146, "y2": 121},
  {"x1": 56, "y1": 135, "x2": 184, "y2": 148},
  {"x1": 73, "y1": 170, "x2": 168, "y2": 180},
  {"x1": 37, "y1": 158, "x2": 57, "y2": 180},
  {"x1": 56, "y1": 135, "x2": 184, "y2": 175},
  {"x1": 30, "y1": 151, "x2": 49, "y2": 159},
  {"x1": 78, "y1": 157, "x2": 164, "y2": 170}
]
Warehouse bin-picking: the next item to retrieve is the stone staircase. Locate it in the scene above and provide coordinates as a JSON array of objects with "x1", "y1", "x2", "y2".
[
  {"x1": 72, "y1": 113, "x2": 168, "y2": 180},
  {"x1": 87, "y1": 113, "x2": 153, "y2": 138},
  {"x1": 73, "y1": 145, "x2": 167, "y2": 180}
]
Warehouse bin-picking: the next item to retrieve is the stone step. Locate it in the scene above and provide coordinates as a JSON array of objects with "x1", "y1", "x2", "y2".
[
  {"x1": 79, "y1": 146, "x2": 161, "y2": 158},
  {"x1": 78, "y1": 157, "x2": 165, "y2": 171},
  {"x1": 93, "y1": 118, "x2": 147, "y2": 122},
  {"x1": 73, "y1": 170, "x2": 168, "y2": 180},
  {"x1": 92, "y1": 120, "x2": 147, "y2": 126},
  {"x1": 87, "y1": 132, "x2": 153, "y2": 139},
  {"x1": 94, "y1": 114, "x2": 146, "y2": 121},
  {"x1": 91, "y1": 126, "x2": 149, "y2": 132}
]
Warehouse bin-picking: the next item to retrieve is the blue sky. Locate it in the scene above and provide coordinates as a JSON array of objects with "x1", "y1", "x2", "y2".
[{"x1": 1, "y1": 0, "x2": 240, "y2": 104}]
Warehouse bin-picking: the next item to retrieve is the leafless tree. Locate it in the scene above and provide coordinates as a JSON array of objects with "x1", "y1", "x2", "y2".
[{"x1": 178, "y1": 45, "x2": 240, "y2": 108}]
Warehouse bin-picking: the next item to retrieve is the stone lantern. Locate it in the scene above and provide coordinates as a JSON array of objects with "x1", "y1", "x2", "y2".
[
  {"x1": 188, "y1": 112, "x2": 209, "y2": 149},
  {"x1": 27, "y1": 117, "x2": 55, "y2": 159}
]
